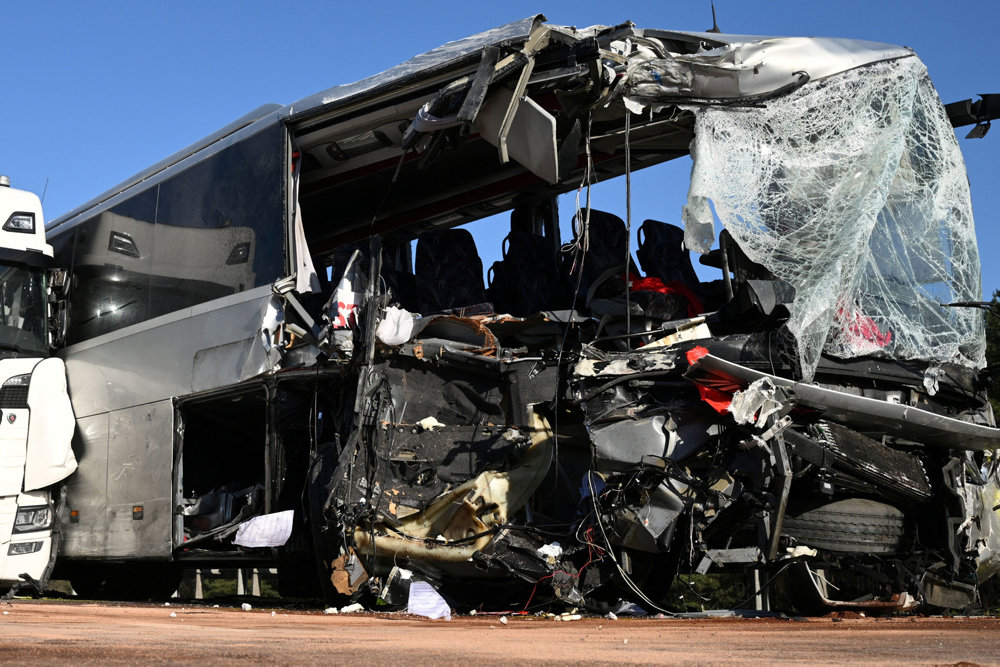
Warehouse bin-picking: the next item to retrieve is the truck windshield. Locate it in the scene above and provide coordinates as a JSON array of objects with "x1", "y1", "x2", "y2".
[{"x1": 0, "y1": 265, "x2": 47, "y2": 355}]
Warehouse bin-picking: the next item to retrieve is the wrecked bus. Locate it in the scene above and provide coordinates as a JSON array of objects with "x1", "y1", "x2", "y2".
[
  {"x1": 46, "y1": 16, "x2": 1000, "y2": 612},
  {"x1": 0, "y1": 176, "x2": 77, "y2": 595}
]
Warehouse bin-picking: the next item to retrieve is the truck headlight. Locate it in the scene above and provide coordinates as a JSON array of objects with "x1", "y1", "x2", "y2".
[
  {"x1": 3, "y1": 374, "x2": 31, "y2": 387},
  {"x1": 8, "y1": 541, "x2": 43, "y2": 555},
  {"x1": 13, "y1": 505, "x2": 50, "y2": 533}
]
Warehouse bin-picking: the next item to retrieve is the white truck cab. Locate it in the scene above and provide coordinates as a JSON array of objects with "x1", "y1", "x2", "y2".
[{"x1": 0, "y1": 175, "x2": 76, "y2": 594}]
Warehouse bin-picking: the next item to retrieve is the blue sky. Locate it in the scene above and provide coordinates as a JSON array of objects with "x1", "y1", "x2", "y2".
[{"x1": 3, "y1": 1, "x2": 998, "y2": 291}]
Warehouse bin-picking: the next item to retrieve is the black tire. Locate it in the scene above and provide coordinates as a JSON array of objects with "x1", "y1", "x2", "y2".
[
  {"x1": 69, "y1": 562, "x2": 183, "y2": 601},
  {"x1": 277, "y1": 551, "x2": 323, "y2": 599},
  {"x1": 782, "y1": 498, "x2": 906, "y2": 554}
]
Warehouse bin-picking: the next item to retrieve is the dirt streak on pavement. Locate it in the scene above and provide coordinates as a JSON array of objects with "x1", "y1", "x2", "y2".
[{"x1": 1, "y1": 599, "x2": 999, "y2": 665}]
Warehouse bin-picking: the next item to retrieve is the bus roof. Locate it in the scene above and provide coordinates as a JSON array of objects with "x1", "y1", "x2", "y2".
[{"x1": 47, "y1": 15, "x2": 909, "y2": 235}]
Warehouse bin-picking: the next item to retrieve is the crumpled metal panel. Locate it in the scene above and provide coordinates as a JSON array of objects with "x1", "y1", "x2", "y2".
[
  {"x1": 290, "y1": 15, "x2": 544, "y2": 119},
  {"x1": 623, "y1": 36, "x2": 910, "y2": 107}
]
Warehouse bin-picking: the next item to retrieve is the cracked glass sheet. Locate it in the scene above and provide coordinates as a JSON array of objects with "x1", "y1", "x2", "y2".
[{"x1": 682, "y1": 56, "x2": 983, "y2": 378}]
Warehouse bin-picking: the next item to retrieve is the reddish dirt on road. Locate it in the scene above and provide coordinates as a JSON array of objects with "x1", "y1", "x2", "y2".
[{"x1": 1, "y1": 599, "x2": 999, "y2": 665}]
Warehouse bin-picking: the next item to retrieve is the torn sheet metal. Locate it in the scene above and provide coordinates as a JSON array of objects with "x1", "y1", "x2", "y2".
[
  {"x1": 353, "y1": 412, "x2": 552, "y2": 563},
  {"x1": 622, "y1": 36, "x2": 911, "y2": 110},
  {"x1": 728, "y1": 377, "x2": 783, "y2": 427},
  {"x1": 687, "y1": 352, "x2": 1000, "y2": 451}
]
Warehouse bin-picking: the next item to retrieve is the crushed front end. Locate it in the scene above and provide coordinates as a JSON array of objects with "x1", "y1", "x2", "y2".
[{"x1": 271, "y1": 18, "x2": 1000, "y2": 613}]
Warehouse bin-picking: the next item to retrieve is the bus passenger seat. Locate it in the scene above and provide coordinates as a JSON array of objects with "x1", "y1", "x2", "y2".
[
  {"x1": 415, "y1": 228, "x2": 486, "y2": 313},
  {"x1": 635, "y1": 219, "x2": 701, "y2": 295},
  {"x1": 565, "y1": 209, "x2": 637, "y2": 302},
  {"x1": 486, "y1": 230, "x2": 566, "y2": 317}
]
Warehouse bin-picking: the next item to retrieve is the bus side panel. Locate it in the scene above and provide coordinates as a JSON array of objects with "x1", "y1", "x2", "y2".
[
  {"x1": 104, "y1": 401, "x2": 174, "y2": 558},
  {"x1": 61, "y1": 288, "x2": 279, "y2": 418},
  {"x1": 62, "y1": 413, "x2": 109, "y2": 557}
]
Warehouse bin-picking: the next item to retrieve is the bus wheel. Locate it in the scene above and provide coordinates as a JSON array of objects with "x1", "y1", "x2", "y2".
[{"x1": 69, "y1": 562, "x2": 183, "y2": 601}]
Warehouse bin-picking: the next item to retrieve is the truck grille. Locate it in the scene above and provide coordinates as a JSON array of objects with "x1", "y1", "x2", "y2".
[{"x1": 0, "y1": 386, "x2": 29, "y2": 408}]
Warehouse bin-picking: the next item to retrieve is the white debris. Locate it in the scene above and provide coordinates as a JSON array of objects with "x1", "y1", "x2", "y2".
[
  {"x1": 606, "y1": 611, "x2": 618, "y2": 620},
  {"x1": 164, "y1": 602, "x2": 171, "y2": 607},
  {"x1": 646, "y1": 320, "x2": 711, "y2": 349},
  {"x1": 537, "y1": 542, "x2": 563, "y2": 564},
  {"x1": 241, "y1": 603, "x2": 252, "y2": 612},
  {"x1": 417, "y1": 416, "x2": 446, "y2": 432},
  {"x1": 271, "y1": 611, "x2": 276, "y2": 617},
  {"x1": 501, "y1": 428, "x2": 523, "y2": 442},
  {"x1": 376, "y1": 306, "x2": 415, "y2": 345},
  {"x1": 499, "y1": 615, "x2": 508, "y2": 625},
  {"x1": 923, "y1": 365, "x2": 942, "y2": 396},
  {"x1": 323, "y1": 607, "x2": 339, "y2": 615},
  {"x1": 556, "y1": 613, "x2": 582, "y2": 621},
  {"x1": 623, "y1": 638, "x2": 629, "y2": 645},
  {"x1": 786, "y1": 545, "x2": 819, "y2": 558},
  {"x1": 340, "y1": 602, "x2": 364, "y2": 614},
  {"x1": 328, "y1": 249, "x2": 364, "y2": 331},
  {"x1": 233, "y1": 509, "x2": 295, "y2": 548},
  {"x1": 407, "y1": 580, "x2": 451, "y2": 621},
  {"x1": 729, "y1": 377, "x2": 783, "y2": 426},
  {"x1": 169, "y1": 612, "x2": 177, "y2": 618}
]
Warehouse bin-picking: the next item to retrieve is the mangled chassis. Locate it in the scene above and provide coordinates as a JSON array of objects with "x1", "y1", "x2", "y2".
[
  {"x1": 174, "y1": 17, "x2": 1000, "y2": 612},
  {"x1": 306, "y1": 310, "x2": 999, "y2": 613}
]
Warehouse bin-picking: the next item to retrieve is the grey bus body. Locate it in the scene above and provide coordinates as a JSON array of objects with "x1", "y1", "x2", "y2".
[{"x1": 47, "y1": 16, "x2": 1000, "y2": 611}]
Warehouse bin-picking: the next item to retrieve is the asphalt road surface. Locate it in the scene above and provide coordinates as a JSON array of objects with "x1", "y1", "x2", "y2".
[{"x1": 2, "y1": 600, "x2": 999, "y2": 665}]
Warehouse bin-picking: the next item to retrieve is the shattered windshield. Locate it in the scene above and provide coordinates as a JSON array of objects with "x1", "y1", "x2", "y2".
[
  {"x1": 0, "y1": 265, "x2": 47, "y2": 355},
  {"x1": 677, "y1": 56, "x2": 983, "y2": 377}
]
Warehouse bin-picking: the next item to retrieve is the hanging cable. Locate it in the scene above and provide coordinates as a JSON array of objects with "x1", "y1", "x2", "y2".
[
  {"x1": 624, "y1": 110, "x2": 633, "y2": 344},
  {"x1": 549, "y1": 113, "x2": 596, "y2": 504}
]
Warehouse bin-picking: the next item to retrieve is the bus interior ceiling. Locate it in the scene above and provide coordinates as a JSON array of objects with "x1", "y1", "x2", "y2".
[{"x1": 292, "y1": 62, "x2": 694, "y2": 256}]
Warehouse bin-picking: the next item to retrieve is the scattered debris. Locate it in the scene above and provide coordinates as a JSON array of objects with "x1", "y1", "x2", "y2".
[
  {"x1": 556, "y1": 614, "x2": 582, "y2": 622},
  {"x1": 407, "y1": 581, "x2": 451, "y2": 621}
]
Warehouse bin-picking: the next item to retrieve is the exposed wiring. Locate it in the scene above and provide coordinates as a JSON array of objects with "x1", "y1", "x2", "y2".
[{"x1": 586, "y1": 465, "x2": 677, "y2": 615}]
